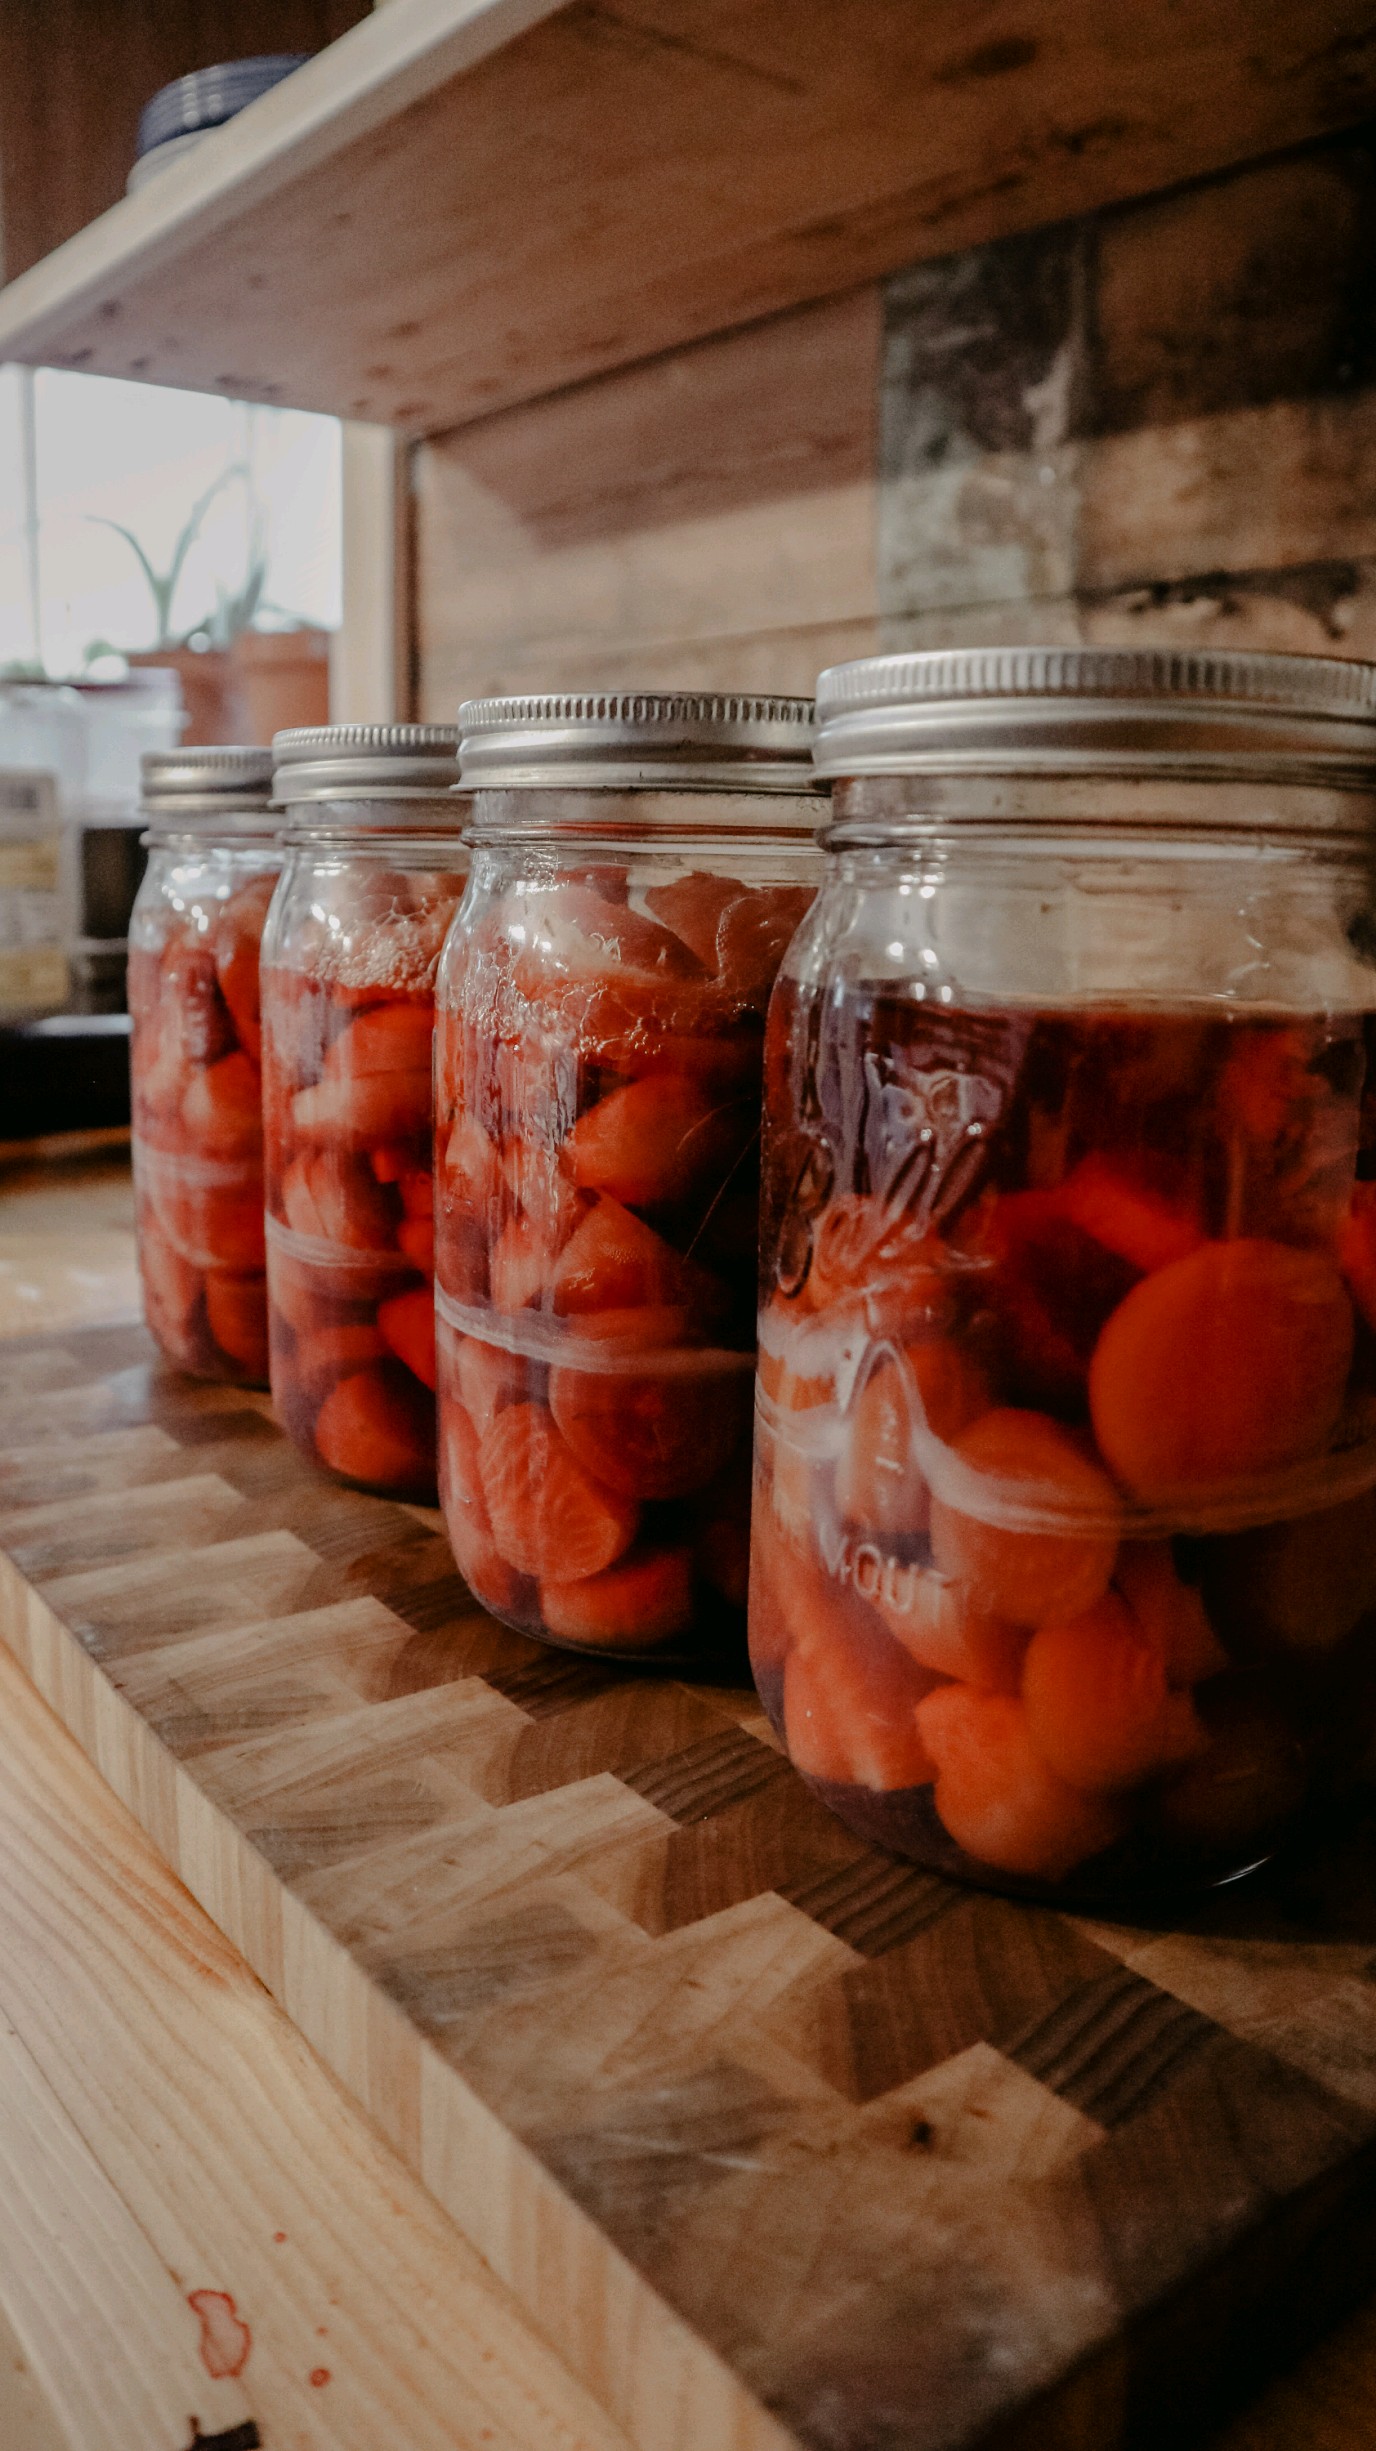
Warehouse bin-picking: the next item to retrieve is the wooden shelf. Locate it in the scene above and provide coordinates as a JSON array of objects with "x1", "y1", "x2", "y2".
[{"x1": 1, "y1": 0, "x2": 1374, "y2": 436}]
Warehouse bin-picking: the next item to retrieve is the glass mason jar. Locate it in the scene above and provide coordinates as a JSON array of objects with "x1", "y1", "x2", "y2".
[
  {"x1": 260, "y1": 727, "x2": 468, "y2": 1498},
  {"x1": 754, "y1": 646, "x2": 1376, "y2": 1904},
  {"x1": 434, "y1": 692, "x2": 823, "y2": 1663},
  {"x1": 128, "y1": 747, "x2": 279, "y2": 1383}
]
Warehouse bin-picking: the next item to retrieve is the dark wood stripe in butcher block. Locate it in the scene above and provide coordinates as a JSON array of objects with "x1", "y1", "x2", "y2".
[{"x1": 0, "y1": 1325, "x2": 1375, "y2": 2451}]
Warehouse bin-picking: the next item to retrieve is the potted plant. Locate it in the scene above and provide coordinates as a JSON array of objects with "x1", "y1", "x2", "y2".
[{"x1": 93, "y1": 466, "x2": 330, "y2": 744}]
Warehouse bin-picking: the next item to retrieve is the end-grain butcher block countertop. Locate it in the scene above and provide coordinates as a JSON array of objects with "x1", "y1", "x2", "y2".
[{"x1": 4, "y1": 1157, "x2": 1376, "y2": 2451}]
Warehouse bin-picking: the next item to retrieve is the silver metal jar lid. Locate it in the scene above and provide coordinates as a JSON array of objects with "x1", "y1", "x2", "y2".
[
  {"x1": 458, "y1": 692, "x2": 819, "y2": 793},
  {"x1": 140, "y1": 745, "x2": 276, "y2": 830},
  {"x1": 813, "y1": 648, "x2": 1376, "y2": 787},
  {"x1": 273, "y1": 724, "x2": 463, "y2": 808}
]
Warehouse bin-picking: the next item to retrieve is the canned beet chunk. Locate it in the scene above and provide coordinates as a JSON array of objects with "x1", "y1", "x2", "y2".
[
  {"x1": 753, "y1": 645, "x2": 1376, "y2": 1903},
  {"x1": 129, "y1": 749, "x2": 280, "y2": 1385},
  {"x1": 260, "y1": 726, "x2": 469, "y2": 1498},
  {"x1": 433, "y1": 690, "x2": 824, "y2": 1661}
]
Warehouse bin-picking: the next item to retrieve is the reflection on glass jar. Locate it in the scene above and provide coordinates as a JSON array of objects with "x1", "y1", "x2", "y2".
[
  {"x1": 260, "y1": 726, "x2": 468, "y2": 1498},
  {"x1": 433, "y1": 693, "x2": 823, "y2": 1662},
  {"x1": 754, "y1": 647, "x2": 1376, "y2": 1903},
  {"x1": 129, "y1": 747, "x2": 279, "y2": 1383}
]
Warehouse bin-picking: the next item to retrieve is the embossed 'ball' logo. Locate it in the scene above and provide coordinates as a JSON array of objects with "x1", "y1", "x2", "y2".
[
  {"x1": 862, "y1": 1045, "x2": 1012, "y2": 1234},
  {"x1": 775, "y1": 1137, "x2": 834, "y2": 1295}
]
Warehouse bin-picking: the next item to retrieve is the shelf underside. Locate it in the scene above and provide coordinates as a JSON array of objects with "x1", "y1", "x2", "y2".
[{"x1": 1, "y1": 0, "x2": 1375, "y2": 434}]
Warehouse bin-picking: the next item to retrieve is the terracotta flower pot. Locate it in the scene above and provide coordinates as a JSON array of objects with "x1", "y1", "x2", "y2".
[
  {"x1": 127, "y1": 647, "x2": 242, "y2": 746},
  {"x1": 230, "y1": 628, "x2": 330, "y2": 744},
  {"x1": 128, "y1": 630, "x2": 332, "y2": 746}
]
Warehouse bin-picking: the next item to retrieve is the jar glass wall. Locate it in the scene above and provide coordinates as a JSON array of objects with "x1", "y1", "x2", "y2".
[
  {"x1": 754, "y1": 651, "x2": 1376, "y2": 1904},
  {"x1": 259, "y1": 729, "x2": 467, "y2": 1499},
  {"x1": 434, "y1": 700, "x2": 822, "y2": 1664},
  {"x1": 128, "y1": 748, "x2": 279, "y2": 1384}
]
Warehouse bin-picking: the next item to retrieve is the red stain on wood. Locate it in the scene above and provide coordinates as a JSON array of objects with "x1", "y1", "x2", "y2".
[
  {"x1": 309, "y1": 2367, "x2": 332, "y2": 2388},
  {"x1": 188, "y1": 2290, "x2": 252, "y2": 2379}
]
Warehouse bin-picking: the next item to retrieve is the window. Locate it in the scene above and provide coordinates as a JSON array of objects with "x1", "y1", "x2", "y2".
[{"x1": 0, "y1": 367, "x2": 340, "y2": 678}]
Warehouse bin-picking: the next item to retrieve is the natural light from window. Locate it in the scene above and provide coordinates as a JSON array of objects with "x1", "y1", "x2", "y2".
[{"x1": 0, "y1": 367, "x2": 341, "y2": 679}]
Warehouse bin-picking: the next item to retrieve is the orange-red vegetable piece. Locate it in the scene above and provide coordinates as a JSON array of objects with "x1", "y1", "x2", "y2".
[
  {"x1": 182, "y1": 1051, "x2": 262, "y2": 1159},
  {"x1": 478, "y1": 1402, "x2": 637, "y2": 1581},
  {"x1": 455, "y1": 1336, "x2": 526, "y2": 1433},
  {"x1": 1340, "y1": 1184, "x2": 1376, "y2": 1333},
  {"x1": 552, "y1": 1198, "x2": 703, "y2": 1315},
  {"x1": 1089, "y1": 1239, "x2": 1353, "y2": 1500},
  {"x1": 929, "y1": 1408, "x2": 1121, "y2": 1627},
  {"x1": 377, "y1": 1287, "x2": 437, "y2": 1389},
  {"x1": 783, "y1": 1621, "x2": 941, "y2": 1792},
  {"x1": 1022, "y1": 1594, "x2": 1207, "y2": 1791},
  {"x1": 298, "y1": 1322, "x2": 388, "y2": 1390},
  {"x1": 314, "y1": 1364, "x2": 435, "y2": 1491},
  {"x1": 326, "y1": 1001, "x2": 434, "y2": 1079},
  {"x1": 1054, "y1": 1155, "x2": 1202, "y2": 1274},
  {"x1": 836, "y1": 1356, "x2": 930, "y2": 1538},
  {"x1": 713, "y1": 886, "x2": 814, "y2": 1000},
  {"x1": 281, "y1": 1154, "x2": 328, "y2": 1240},
  {"x1": 526, "y1": 885, "x2": 707, "y2": 985},
  {"x1": 213, "y1": 876, "x2": 274, "y2": 1062},
  {"x1": 643, "y1": 874, "x2": 739, "y2": 970},
  {"x1": 548, "y1": 1355, "x2": 747, "y2": 1500},
  {"x1": 306, "y1": 1153, "x2": 397, "y2": 1250},
  {"x1": 540, "y1": 1547, "x2": 694, "y2": 1648},
  {"x1": 563, "y1": 1073, "x2": 745, "y2": 1209},
  {"x1": 878, "y1": 1565, "x2": 1027, "y2": 1692},
  {"x1": 442, "y1": 1117, "x2": 504, "y2": 1218},
  {"x1": 397, "y1": 1215, "x2": 435, "y2": 1275},
  {"x1": 837, "y1": 1342, "x2": 987, "y2": 1538},
  {"x1": 151, "y1": 1176, "x2": 265, "y2": 1273},
  {"x1": 917, "y1": 1686, "x2": 1124, "y2": 1880},
  {"x1": 204, "y1": 1273, "x2": 268, "y2": 1379},
  {"x1": 140, "y1": 1221, "x2": 201, "y2": 1354},
  {"x1": 489, "y1": 1215, "x2": 560, "y2": 1312},
  {"x1": 440, "y1": 1400, "x2": 529, "y2": 1616},
  {"x1": 292, "y1": 1069, "x2": 431, "y2": 1145},
  {"x1": 1113, "y1": 1541, "x2": 1228, "y2": 1684}
]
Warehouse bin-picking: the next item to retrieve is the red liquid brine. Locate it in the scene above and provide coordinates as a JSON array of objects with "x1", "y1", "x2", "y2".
[
  {"x1": 261, "y1": 862, "x2": 465, "y2": 1498},
  {"x1": 434, "y1": 865, "x2": 814, "y2": 1660},
  {"x1": 753, "y1": 982, "x2": 1376, "y2": 1900},
  {"x1": 130, "y1": 864, "x2": 277, "y2": 1384}
]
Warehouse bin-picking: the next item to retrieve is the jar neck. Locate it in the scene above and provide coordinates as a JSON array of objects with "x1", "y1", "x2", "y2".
[
  {"x1": 825, "y1": 771, "x2": 1376, "y2": 852},
  {"x1": 281, "y1": 793, "x2": 470, "y2": 852},
  {"x1": 144, "y1": 825, "x2": 279, "y2": 853},
  {"x1": 466, "y1": 783, "x2": 823, "y2": 849}
]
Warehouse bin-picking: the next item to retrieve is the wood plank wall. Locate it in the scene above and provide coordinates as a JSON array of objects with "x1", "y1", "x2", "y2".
[
  {"x1": 414, "y1": 122, "x2": 1376, "y2": 714},
  {"x1": 0, "y1": 0, "x2": 368, "y2": 282},
  {"x1": 413, "y1": 287, "x2": 882, "y2": 706}
]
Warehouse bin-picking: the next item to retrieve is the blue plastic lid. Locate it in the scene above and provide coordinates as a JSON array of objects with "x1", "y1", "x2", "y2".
[{"x1": 135, "y1": 54, "x2": 312, "y2": 159}]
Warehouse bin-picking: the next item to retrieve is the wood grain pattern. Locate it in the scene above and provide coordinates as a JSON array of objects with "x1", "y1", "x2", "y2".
[
  {"x1": 878, "y1": 125, "x2": 1376, "y2": 667},
  {"x1": 0, "y1": 2014, "x2": 254, "y2": 2449},
  {"x1": 2, "y1": 1324, "x2": 1376, "y2": 2451},
  {"x1": 0, "y1": 1569, "x2": 636, "y2": 2451},
  {"x1": 415, "y1": 287, "x2": 879, "y2": 708},
  {"x1": 0, "y1": 2295, "x2": 69, "y2": 2451},
  {"x1": 3, "y1": 0, "x2": 1376, "y2": 433},
  {"x1": 334, "y1": 420, "x2": 411, "y2": 722}
]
